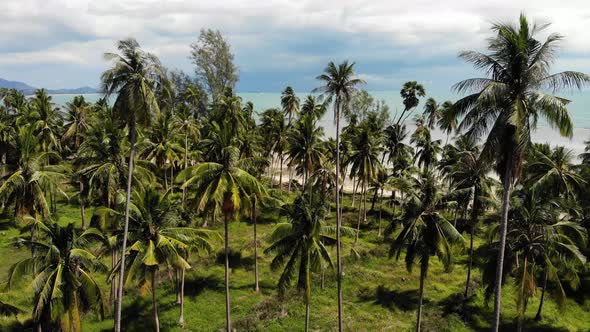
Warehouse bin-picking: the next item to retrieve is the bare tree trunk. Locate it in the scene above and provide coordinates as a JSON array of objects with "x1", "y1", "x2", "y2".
[
  {"x1": 355, "y1": 179, "x2": 366, "y2": 244},
  {"x1": 279, "y1": 155, "x2": 284, "y2": 189},
  {"x1": 378, "y1": 188, "x2": 384, "y2": 237},
  {"x1": 79, "y1": 181, "x2": 86, "y2": 230},
  {"x1": 535, "y1": 269, "x2": 548, "y2": 321},
  {"x1": 416, "y1": 262, "x2": 426, "y2": 332},
  {"x1": 152, "y1": 269, "x2": 160, "y2": 332},
  {"x1": 492, "y1": 164, "x2": 514, "y2": 332},
  {"x1": 335, "y1": 102, "x2": 343, "y2": 332},
  {"x1": 114, "y1": 126, "x2": 136, "y2": 332},
  {"x1": 110, "y1": 248, "x2": 117, "y2": 308},
  {"x1": 179, "y1": 268, "x2": 186, "y2": 327},
  {"x1": 253, "y1": 200, "x2": 259, "y2": 292},
  {"x1": 351, "y1": 176, "x2": 357, "y2": 207},
  {"x1": 224, "y1": 212, "x2": 232, "y2": 332},
  {"x1": 305, "y1": 302, "x2": 310, "y2": 332}
]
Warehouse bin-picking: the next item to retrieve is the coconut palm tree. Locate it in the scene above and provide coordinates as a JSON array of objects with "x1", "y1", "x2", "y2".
[
  {"x1": 301, "y1": 95, "x2": 327, "y2": 121},
  {"x1": 116, "y1": 187, "x2": 212, "y2": 331},
  {"x1": 422, "y1": 98, "x2": 441, "y2": 130},
  {"x1": 0, "y1": 126, "x2": 65, "y2": 218},
  {"x1": 179, "y1": 122, "x2": 266, "y2": 332},
  {"x1": 449, "y1": 137, "x2": 495, "y2": 297},
  {"x1": 437, "y1": 101, "x2": 457, "y2": 144},
  {"x1": 265, "y1": 192, "x2": 343, "y2": 332},
  {"x1": 527, "y1": 146, "x2": 584, "y2": 199},
  {"x1": 172, "y1": 105, "x2": 201, "y2": 205},
  {"x1": 281, "y1": 86, "x2": 300, "y2": 127},
  {"x1": 286, "y1": 115, "x2": 326, "y2": 187},
  {"x1": 101, "y1": 38, "x2": 162, "y2": 332},
  {"x1": 452, "y1": 15, "x2": 589, "y2": 330},
  {"x1": 389, "y1": 171, "x2": 464, "y2": 332},
  {"x1": 396, "y1": 81, "x2": 426, "y2": 125},
  {"x1": 29, "y1": 89, "x2": 61, "y2": 155},
  {"x1": 313, "y1": 61, "x2": 364, "y2": 330},
  {"x1": 348, "y1": 124, "x2": 383, "y2": 243},
  {"x1": 7, "y1": 222, "x2": 106, "y2": 332},
  {"x1": 63, "y1": 95, "x2": 91, "y2": 151}
]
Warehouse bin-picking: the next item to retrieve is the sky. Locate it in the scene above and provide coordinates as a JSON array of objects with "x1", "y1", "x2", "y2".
[{"x1": 1, "y1": 0, "x2": 590, "y2": 95}]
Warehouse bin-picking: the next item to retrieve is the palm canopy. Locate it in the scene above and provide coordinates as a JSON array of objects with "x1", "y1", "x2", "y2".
[
  {"x1": 313, "y1": 61, "x2": 365, "y2": 121},
  {"x1": 526, "y1": 145, "x2": 584, "y2": 198},
  {"x1": 0, "y1": 126, "x2": 66, "y2": 217},
  {"x1": 300, "y1": 95, "x2": 327, "y2": 121},
  {"x1": 286, "y1": 115, "x2": 326, "y2": 184},
  {"x1": 63, "y1": 95, "x2": 91, "y2": 150},
  {"x1": 281, "y1": 86, "x2": 300, "y2": 125},
  {"x1": 7, "y1": 222, "x2": 106, "y2": 332},
  {"x1": 101, "y1": 38, "x2": 162, "y2": 130},
  {"x1": 452, "y1": 14, "x2": 590, "y2": 180}
]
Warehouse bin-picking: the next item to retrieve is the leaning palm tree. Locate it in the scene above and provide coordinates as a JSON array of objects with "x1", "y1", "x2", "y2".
[
  {"x1": 101, "y1": 37, "x2": 162, "y2": 332},
  {"x1": 116, "y1": 187, "x2": 212, "y2": 331},
  {"x1": 179, "y1": 123, "x2": 266, "y2": 332},
  {"x1": 7, "y1": 222, "x2": 106, "y2": 332},
  {"x1": 452, "y1": 14, "x2": 590, "y2": 330},
  {"x1": 388, "y1": 171, "x2": 464, "y2": 332},
  {"x1": 313, "y1": 61, "x2": 364, "y2": 331}
]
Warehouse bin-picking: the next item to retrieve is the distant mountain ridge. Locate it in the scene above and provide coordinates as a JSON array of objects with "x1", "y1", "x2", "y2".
[{"x1": 0, "y1": 78, "x2": 98, "y2": 95}]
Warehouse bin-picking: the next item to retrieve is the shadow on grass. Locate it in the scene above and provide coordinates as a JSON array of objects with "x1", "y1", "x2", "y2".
[
  {"x1": 215, "y1": 249, "x2": 255, "y2": 270},
  {"x1": 439, "y1": 292, "x2": 571, "y2": 332},
  {"x1": 359, "y1": 285, "x2": 423, "y2": 311},
  {"x1": 184, "y1": 274, "x2": 224, "y2": 297}
]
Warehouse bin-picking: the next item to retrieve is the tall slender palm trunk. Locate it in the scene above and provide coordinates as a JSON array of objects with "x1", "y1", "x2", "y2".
[
  {"x1": 182, "y1": 133, "x2": 188, "y2": 206},
  {"x1": 224, "y1": 212, "x2": 232, "y2": 332},
  {"x1": 111, "y1": 248, "x2": 117, "y2": 308},
  {"x1": 535, "y1": 269, "x2": 548, "y2": 321},
  {"x1": 335, "y1": 104, "x2": 343, "y2": 332},
  {"x1": 253, "y1": 200, "x2": 259, "y2": 292},
  {"x1": 152, "y1": 269, "x2": 160, "y2": 332},
  {"x1": 416, "y1": 261, "x2": 427, "y2": 332},
  {"x1": 351, "y1": 176, "x2": 357, "y2": 207},
  {"x1": 378, "y1": 188, "x2": 384, "y2": 237},
  {"x1": 305, "y1": 302, "x2": 310, "y2": 332},
  {"x1": 79, "y1": 181, "x2": 86, "y2": 230},
  {"x1": 492, "y1": 164, "x2": 514, "y2": 332},
  {"x1": 114, "y1": 127, "x2": 136, "y2": 332},
  {"x1": 464, "y1": 185, "x2": 480, "y2": 298},
  {"x1": 179, "y1": 268, "x2": 186, "y2": 327},
  {"x1": 355, "y1": 178, "x2": 367, "y2": 244},
  {"x1": 279, "y1": 156, "x2": 284, "y2": 188}
]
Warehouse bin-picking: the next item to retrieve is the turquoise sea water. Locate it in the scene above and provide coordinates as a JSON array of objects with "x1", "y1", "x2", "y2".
[{"x1": 49, "y1": 91, "x2": 590, "y2": 153}]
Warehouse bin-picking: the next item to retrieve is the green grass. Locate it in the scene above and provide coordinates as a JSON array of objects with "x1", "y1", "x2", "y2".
[{"x1": 1, "y1": 194, "x2": 589, "y2": 331}]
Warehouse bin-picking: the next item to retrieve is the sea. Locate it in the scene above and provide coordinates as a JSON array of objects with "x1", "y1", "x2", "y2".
[{"x1": 49, "y1": 91, "x2": 590, "y2": 155}]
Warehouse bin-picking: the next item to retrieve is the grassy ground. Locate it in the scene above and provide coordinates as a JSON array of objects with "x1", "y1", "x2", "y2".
[{"x1": 1, "y1": 193, "x2": 589, "y2": 331}]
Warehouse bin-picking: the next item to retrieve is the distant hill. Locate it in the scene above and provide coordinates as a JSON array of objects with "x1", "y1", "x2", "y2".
[{"x1": 0, "y1": 78, "x2": 98, "y2": 95}]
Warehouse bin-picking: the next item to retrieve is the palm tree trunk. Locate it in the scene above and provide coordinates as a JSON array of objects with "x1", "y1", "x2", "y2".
[
  {"x1": 351, "y1": 176, "x2": 357, "y2": 207},
  {"x1": 417, "y1": 262, "x2": 426, "y2": 332},
  {"x1": 288, "y1": 166, "x2": 292, "y2": 192},
  {"x1": 170, "y1": 166, "x2": 174, "y2": 193},
  {"x1": 111, "y1": 248, "x2": 117, "y2": 308},
  {"x1": 224, "y1": 212, "x2": 232, "y2": 332},
  {"x1": 335, "y1": 102, "x2": 343, "y2": 332},
  {"x1": 355, "y1": 178, "x2": 364, "y2": 244},
  {"x1": 253, "y1": 200, "x2": 259, "y2": 292},
  {"x1": 152, "y1": 269, "x2": 160, "y2": 332},
  {"x1": 492, "y1": 163, "x2": 514, "y2": 332},
  {"x1": 79, "y1": 181, "x2": 86, "y2": 230},
  {"x1": 464, "y1": 185, "x2": 479, "y2": 298},
  {"x1": 378, "y1": 188, "x2": 384, "y2": 237},
  {"x1": 279, "y1": 155, "x2": 284, "y2": 188},
  {"x1": 179, "y1": 268, "x2": 186, "y2": 327},
  {"x1": 535, "y1": 269, "x2": 548, "y2": 321},
  {"x1": 37, "y1": 323, "x2": 42, "y2": 332},
  {"x1": 182, "y1": 132, "x2": 188, "y2": 206},
  {"x1": 362, "y1": 177, "x2": 368, "y2": 230},
  {"x1": 114, "y1": 126, "x2": 137, "y2": 332},
  {"x1": 164, "y1": 166, "x2": 169, "y2": 191},
  {"x1": 305, "y1": 301, "x2": 310, "y2": 332}
]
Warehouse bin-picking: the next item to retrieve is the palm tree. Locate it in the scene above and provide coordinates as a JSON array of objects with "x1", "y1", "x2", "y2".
[
  {"x1": 396, "y1": 81, "x2": 426, "y2": 125},
  {"x1": 117, "y1": 187, "x2": 212, "y2": 331},
  {"x1": 172, "y1": 105, "x2": 201, "y2": 205},
  {"x1": 411, "y1": 126, "x2": 442, "y2": 170},
  {"x1": 313, "y1": 61, "x2": 364, "y2": 330},
  {"x1": 527, "y1": 146, "x2": 584, "y2": 199},
  {"x1": 101, "y1": 37, "x2": 162, "y2": 332},
  {"x1": 265, "y1": 192, "x2": 342, "y2": 332},
  {"x1": 286, "y1": 115, "x2": 326, "y2": 187},
  {"x1": 437, "y1": 101, "x2": 457, "y2": 144},
  {"x1": 281, "y1": 86, "x2": 300, "y2": 126},
  {"x1": 29, "y1": 89, "x2": 61, "y2": 155},
  {"x1": 422, "y1": 98, "x2": 441, "y2": 130},
  {"x1": 0, "y1": 126, "x2": 65, "y2": 217},
  {"x1": 301, "y1": 95, "x2": 327, "y2": 121},
  {"x1": 7, "y1": 222, "x2": 105, "y2": 332},
  {"x1": 388, "y1": 171, "x2": 464, "y2": 332},
  {"x1": 348, "y1": 124, "x2": 382, "y2": 243},
  {"x1": 63, "y1": 95, "x2": 91, "y2": 151},
  {"x1": 142, "y1": 110, "x2": 183, "y2": 190},
  {"x1": 179, "y1": 123, "x2": 266, "y2": 332},
  {"x1": 452, "y1": 15, "x2": 589, "y2": 330},
  {"x1": 449, "y1": 137, "x2": 495, "y2": 297}
]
